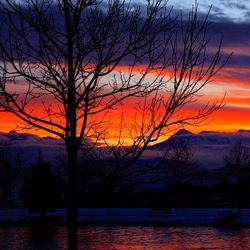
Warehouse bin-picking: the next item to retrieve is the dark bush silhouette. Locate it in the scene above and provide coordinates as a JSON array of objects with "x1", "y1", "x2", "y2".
[
  {"x1": 23, "y1": 159, "x2": 60, "y2": 216},
  {"x1": 0, "y1": 145, "x2": 12, "y2": 210}
]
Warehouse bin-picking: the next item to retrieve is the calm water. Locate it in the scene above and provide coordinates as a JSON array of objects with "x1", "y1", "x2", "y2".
[{"x1": 0, "y1": 226, "x2": 250, "y2": 250}]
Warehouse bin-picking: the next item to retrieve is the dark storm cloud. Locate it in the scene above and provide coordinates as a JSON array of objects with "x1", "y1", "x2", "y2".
[
  {"x1": 206, "y1": 21, "x2": 250, "y2": 56},
  {"x1": 0, "y1": 1, "x2": 249, "y2": 81}
]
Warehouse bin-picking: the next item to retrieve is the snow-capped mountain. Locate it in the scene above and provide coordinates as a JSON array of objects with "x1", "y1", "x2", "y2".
[
  {"x1": 151, "y1": 129, "x2": 250, "y2": 149},
  {"x1": 0, "y1": 131, "x2": 65, "y2": 167},
  {"x1": 1, "y1": 129, "x2": 250, "y2": 170},
  {"x1": 147, "y1": 129, "x2": 250, "y2": 169}
]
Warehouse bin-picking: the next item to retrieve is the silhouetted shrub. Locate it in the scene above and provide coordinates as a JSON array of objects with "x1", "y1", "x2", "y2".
[{"x1": 23, "y1": 160, "x2": 61, "y2": 215}]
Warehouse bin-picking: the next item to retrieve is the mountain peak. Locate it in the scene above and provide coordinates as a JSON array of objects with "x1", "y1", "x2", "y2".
[
  {"x1": 174, "y1": 129, "x2": 193, "y2": 136},
  {"x1": 238, "y1": 129, "x2": 250, "y2": 133}
]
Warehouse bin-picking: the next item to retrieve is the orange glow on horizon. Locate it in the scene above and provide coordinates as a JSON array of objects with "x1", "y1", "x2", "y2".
[{"x1": 0, "y1": 64, "x2": 249, "y2": 143}]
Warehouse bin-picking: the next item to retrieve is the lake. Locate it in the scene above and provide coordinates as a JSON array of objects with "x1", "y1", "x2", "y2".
[{"x1": 0, "y1": 226, "x2": 250, "y2": 249}]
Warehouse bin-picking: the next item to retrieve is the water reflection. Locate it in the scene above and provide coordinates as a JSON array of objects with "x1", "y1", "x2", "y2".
[
  {"x1": 0, "y1": 226, "x2": 67, "y2": 250},
  {"x1": 78, "y1": 226, "x2": 250, "y2": 250},
  {"x1": 0, "y1": 226, "x2": 250, "y2": 249}
]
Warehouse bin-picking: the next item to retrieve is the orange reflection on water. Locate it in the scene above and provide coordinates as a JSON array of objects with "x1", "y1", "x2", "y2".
[
  {"x1": 1, "y1": 226, "x2": 250, "y2": 249},
  {"x1": 77, "y1": 226, "x2": 250, "y2": 250}
]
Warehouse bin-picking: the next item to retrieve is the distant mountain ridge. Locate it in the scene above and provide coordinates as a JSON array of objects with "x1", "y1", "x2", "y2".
[
  {"x1": 0, "y1": 130, "x2": 59, "y2": 144},
  {"x1": 0, "y1": 129, "x2": 250, "y2": 169},
  {"x1": 151, "y1": 129, "x2": 250, "y2": 150},
  {"x1": 148, "y1": 129, "x2": 250, "y2": 169},
  {"x1": 0, "y1": 131, "x2": 64, "y2": 167}
]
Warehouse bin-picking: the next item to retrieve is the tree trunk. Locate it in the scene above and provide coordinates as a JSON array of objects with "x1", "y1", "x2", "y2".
[
  {"x1": 67, "y1": 145, "x2": 78, "y2": 250},
  {"x1": 64, "y1": 0, "x2": 78, "y2": 246},
  {"x1": 236, "y1": 159, "x2": 242, "y2": 216}
]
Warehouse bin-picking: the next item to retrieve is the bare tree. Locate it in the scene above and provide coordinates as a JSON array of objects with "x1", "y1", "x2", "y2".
[
  {"x1": 0, "y1": 142, "x2": 27, "y2": 210},
  {"x1": 160, "y1": 142, "x2": 202, "y2": 187},
  {"x1": 100, "y1": 5, "x2": 228, "y2": 195},
  {"x1": 224, "y1": 143, "x2": 250, "y2": 174},
  {"x1": 0, "y1": 0, "x2": 227, "y2": 249},
  {"x1": 224, "y1": 143, "x2": 250, "y2": 214}
]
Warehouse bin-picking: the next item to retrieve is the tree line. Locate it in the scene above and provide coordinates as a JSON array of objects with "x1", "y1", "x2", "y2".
[{"x1": 0, "y1": 141, "x2": 249, "y2": 215}]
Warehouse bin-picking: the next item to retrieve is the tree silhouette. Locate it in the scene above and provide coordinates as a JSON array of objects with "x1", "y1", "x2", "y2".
[
  {"x1": 160, "y1": 142, "x2": 202, "y2": 187},
  {"x1": 0, "y1": 144, "x2": 13, "y2": 210},
  {"x1": 224, "y1": 143, "x2": 250, "y2": 215},
  {"x1": 23, "y1": 156, "x2": 60, "y2": 218},
  {"x1": 0, "y1": 0, "x2": 227, "y2": 249}
]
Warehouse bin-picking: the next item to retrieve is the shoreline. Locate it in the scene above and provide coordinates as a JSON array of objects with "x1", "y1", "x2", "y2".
[{"x1": 1, "y1": 208, "x2": 250, "y2": 226}]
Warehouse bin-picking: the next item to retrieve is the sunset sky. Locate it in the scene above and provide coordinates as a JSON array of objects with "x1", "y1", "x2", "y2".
[
  {"x1": 0, "y1": 0, "x2": 250, "y2": 140},
  {"x1": 173, "y1": 0, "x2": 250, "y2": 133}
]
